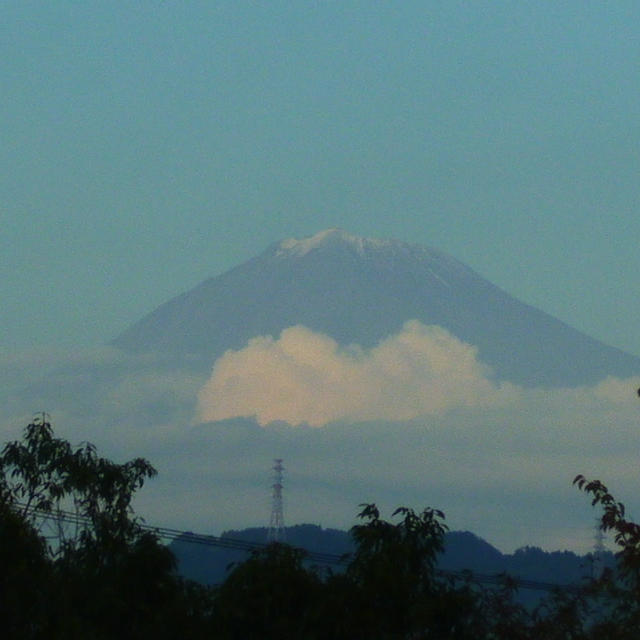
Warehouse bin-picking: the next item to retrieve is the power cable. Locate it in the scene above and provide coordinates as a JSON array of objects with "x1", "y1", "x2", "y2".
[{"x1": 17, "y1": 502, "x2": 584, "y2": 593}]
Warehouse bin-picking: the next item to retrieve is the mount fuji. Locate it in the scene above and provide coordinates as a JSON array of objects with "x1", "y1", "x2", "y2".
[{"x1": 112, "y1": 229, "x2": 640, "y2": 387}]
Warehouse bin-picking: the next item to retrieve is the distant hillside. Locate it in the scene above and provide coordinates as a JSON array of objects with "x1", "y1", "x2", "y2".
[
  {"x1": 171, "y1": 524, "x2": 352, "y2": 586},
  {"x1": 169, "y1": 523, "x2": 612, "y2": 600}
]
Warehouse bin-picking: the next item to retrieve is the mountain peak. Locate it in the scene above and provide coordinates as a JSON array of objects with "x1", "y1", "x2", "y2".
[
  {"x1": 112, "y1": 229, "x2": 640, "y2": 386},
  {"x1": 274, "y1": 228, "x2": 390, "y2": 258},
  {"x1": 271, "y1": 229, "x2": 469, "y2": 279}
]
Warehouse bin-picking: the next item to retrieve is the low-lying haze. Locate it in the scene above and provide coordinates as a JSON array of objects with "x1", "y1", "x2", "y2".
[{"x1": 3, "y1": 323, "x2": 639, "y2": 555}]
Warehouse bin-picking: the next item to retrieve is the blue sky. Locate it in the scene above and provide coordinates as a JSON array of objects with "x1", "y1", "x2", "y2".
[
  {"x1": 2, "y1": 2, "x2": 640, "y2": 354},
  {"x1": 2, "y1": 2, "x2": 640, "y2": 552}
]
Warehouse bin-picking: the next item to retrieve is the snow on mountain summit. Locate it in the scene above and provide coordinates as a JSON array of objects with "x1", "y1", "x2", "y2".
[
  {"x1": 272, "y1": 228, "x2": 474, "y2": 282},
  {"x1": 275, "y1": 228, "x2": 389, "y2": 257}
]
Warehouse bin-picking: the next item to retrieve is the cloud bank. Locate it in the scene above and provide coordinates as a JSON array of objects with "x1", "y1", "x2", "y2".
[
  {"x1": 3, "y1": 334, "x2": 640, "y2": 553},
  {"x1": 196, "y1": 321, "x2": 516, "y2": 426}
]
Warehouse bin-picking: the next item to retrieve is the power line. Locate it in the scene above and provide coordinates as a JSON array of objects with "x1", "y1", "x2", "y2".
[
  {"x1": 19, "y1": 502, "x2": 342, "y2": 565},
  {"x1": 18, "y1": 502, "x2": 585, "y2": 593}
]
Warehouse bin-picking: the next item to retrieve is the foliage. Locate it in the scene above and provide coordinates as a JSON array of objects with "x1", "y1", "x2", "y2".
[
  {"x1": 213, "y1": 542, "x2": 323, "y2": 639},
  {"x1": 4, "y1": 416, "x2": 640, "y2": 638},
  {"x1": 0, "y1": 498, "x2": 52, "y2": 638},
  {"x1": 574, "y1": 474, "x2": 640, "y2": 587},
  {"x1": 322, "y1": 503, "x2": 481, "y2": 639},
  {"x1": 0, "y1": 413, "x2": 156, "y2": 556},
  {"x1": 348, "y1": 504, "x2": 447, "y2": 588},
  {"x1": 572, "y1": 474, "x2": 640, "y2": 637},
  {"x1": 0, "y1": 416, "x2": 210, "y2": 639}
]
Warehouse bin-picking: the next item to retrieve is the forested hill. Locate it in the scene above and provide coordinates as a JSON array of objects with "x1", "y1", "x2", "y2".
[{"x1": 170, "y1": 524, "x2": 611, "y2": 590}]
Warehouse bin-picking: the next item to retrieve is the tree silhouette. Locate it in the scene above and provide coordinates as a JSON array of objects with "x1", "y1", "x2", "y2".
[
  {"x1": 213, "y1": 542, "x2": 322, "y2": 639},
  {"x1": 0, "y1": 416, "x2": 209, "y2": 638}
]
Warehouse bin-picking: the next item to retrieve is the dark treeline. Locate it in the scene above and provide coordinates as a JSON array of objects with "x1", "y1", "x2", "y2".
[
  {"x1": 170, "y1": 522, "x2": 612, "y2": 609},
  {"x1": 2, "y1": 416, "x2": 640, "y2": 639}
]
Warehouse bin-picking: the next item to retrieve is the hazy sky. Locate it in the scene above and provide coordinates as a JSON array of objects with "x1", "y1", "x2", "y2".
[
  {"x1": 3, "y1": 3, "x2": 640, "y2": 554},
  {"x1": 3, "y1": 2, "x2": 640, "y2": 355}
]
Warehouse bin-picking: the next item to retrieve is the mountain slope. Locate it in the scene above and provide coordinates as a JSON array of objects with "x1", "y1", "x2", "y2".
[
  {"x1": 169, "y1": 523, "x2": 605, "y2": 606},
  {"x1": 112, "y1": 229, "x2": 640, "y2": 386}
]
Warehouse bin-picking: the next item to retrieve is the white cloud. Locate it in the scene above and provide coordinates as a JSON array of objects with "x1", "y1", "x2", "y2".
[
  {"x1": 196, "y1": 321, "x2": 517, "y2": 426},
  {"x1": 593, "y1": 375, "x2": 640, "y2": 403},
  {"x1": 3, "y1": 335, "x2": 640, "y2": 553}
]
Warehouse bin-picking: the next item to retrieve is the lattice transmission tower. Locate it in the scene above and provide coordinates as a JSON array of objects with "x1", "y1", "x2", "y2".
[
  {"x1": 592, "y1": 517, "x2": 606, "y2": 578},
  {"x1": 268, "y1": 459, "x2": 285, "y2": 542}
]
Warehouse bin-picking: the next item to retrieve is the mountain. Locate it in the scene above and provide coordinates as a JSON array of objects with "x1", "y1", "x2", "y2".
[
  {"x1": 112, "y1": 229, "x2": 640, "y2": 386},
  {"x1": 169, "y1": 523, "x2": 609, "y2": 609},
  {"x1": 171, "y1": 524, "x2": 353, "y2": 586}
]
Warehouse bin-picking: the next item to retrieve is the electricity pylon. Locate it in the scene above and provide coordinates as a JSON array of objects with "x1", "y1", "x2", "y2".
[{"x1": 268, "y1": 459, "x2": 285, "y2": 542}]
